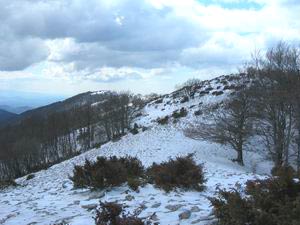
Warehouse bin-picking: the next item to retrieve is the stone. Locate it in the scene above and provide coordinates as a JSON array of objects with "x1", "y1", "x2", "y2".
[
  {"x1": 150, "y1": 213, "x2": 159, "y2": 221},
  {"x1": 165, "y1": 204, "x2": 183, "y2": 212},
  {"x1": 87, "y1": 191, "x2": 105, "y2": 200},
  {"x1": 190, "y1": 206, "x2": 201, "y2": 212},
  {"x1": 191, "y1": 218, "x2": 202, "y2": 224},
  {"x1": 125, "y1": 194, "x2": 135, "y2": 201},
  {"x1": 151, "y1": 202, "x2": 161, "y2": 208},
  {"x1": 73, "y1": 200, "x2": 80, "y2": 205},
  {"x1": 179, "y1": 210, "x2": 191, "y2": 220},
  {"x1": 81, "y1": 204, "x2": 97, "y2": 210}
]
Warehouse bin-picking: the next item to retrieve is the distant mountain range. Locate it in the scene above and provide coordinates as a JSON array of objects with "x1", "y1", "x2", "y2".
[
  {"x1": 0, "y1": 90, "x2": 112, "y2": 127},
  {"x1": 0, "y1": 90, "x2": 67, "y2": 114},
  {"x1": 0, "y1": 105, "x2": 32, "y2": 114}
]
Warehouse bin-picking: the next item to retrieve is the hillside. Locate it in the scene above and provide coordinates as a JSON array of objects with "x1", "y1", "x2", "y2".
[
  {"x1": 0, "y1": 109, "x2": 18, "y2": 126},
  {"x1": 0, "y1": 74, "x2": 273, "y2": 225},
  {"x1": 0, "y1": 105, "x2": 32, "y2": 114},
  {"x1": 9, "y1": 91, "x2": 112, "y2": 125}
]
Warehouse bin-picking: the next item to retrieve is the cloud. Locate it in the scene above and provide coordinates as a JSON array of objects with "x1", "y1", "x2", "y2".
[
  {"x1": 0, "y1": 0, "x2": 208, "y2": 72},
  {"x1": 0, "y1": 0, "x2": 299, "y2": 89},
  {"x1": 0, "y1": 35, "x2": 48, "y2": 71}
]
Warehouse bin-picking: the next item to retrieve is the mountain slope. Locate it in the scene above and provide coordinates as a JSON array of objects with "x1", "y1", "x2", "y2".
[
  {"x1": 0, "y1": 74, "x2": 272, "y2": 225},
  {"x1": 0, "y1": 105, "x2": 32, "y2": 114},
  {"x1": 14, "y1": 91, "x2": 112, "y2": 124},
  {"x1": 0, "y1": 126, "x2": 270, "y2": 225},
  {"x1": 0, "y1": 109, "x2": 18, "y2": 125}
]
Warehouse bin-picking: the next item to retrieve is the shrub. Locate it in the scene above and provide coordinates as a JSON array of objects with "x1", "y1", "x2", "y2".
[
  {"x1": 212, "y1": 91, "x2": 224, "y2": 96},
  {"x1": 0, "y1": 179, "x2": 17, "y2": 189},
  {"x1": 95, "y1": 202, "x2": 145, "y2": 225},
  {"x1": 26, "y1": 174, "x2": 35, "y2": 180},
  {"x1": 135, "y1": 112, "x2": 143, "y2": 117},
  {"x1": 130, "y1": 123, "x2": 139, "y2": 135},
  {"x1": 200, "y1": 91, "x2": 209, "y2": 95},
  {"x1": 172, "y1": 107, "x2": 188, "y2": 119},
  {"x1": 205, "y1": 87, "x2": 213, "y2": 91},
  {"x1": 194, "y1": 109, "x2": 202, "y2": 116},
  {"x1": 157, "y1": 116, "x2": 169, "y2": 125},
  {"x1": 147, "y1": 154, "x2": 206, "y2": 192},
  {"x1": 154, "y1": 98, "x2": 163, "y2": 104},
  {"x1": 223, "y1": 85, "x2": 235, "y2": 90},
  {"x1": 271, "y1": 165, "x2": 295, "y2": 179},
  {"x1": 210, "y1": 174, "x2": 300, "y2": 225},
  {"x1": 70, "y1": 156, "x2": 144, "y2": 190},
  {"x1": 53, "y1": 222, "x2": 70, "y2": 225},
  {"x1": 127, "y1": 177, "x2": 141, "y2": 191},
  {"x1": 93, "y1": 142, "x2": 102, "y2": 148}
]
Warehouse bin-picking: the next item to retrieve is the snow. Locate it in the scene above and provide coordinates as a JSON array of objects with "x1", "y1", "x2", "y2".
[
  {"x1": 0, "y1": 75, "x2": 272, "y2": 225},
  {"x1": 0, "y1": 126, "x2": 271, "y2": 225}
]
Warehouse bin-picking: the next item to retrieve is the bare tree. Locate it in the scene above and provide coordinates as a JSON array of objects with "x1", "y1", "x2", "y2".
[
  {"x1": 250, "y1": 42, "x2": 299, "y2": 169},
  {"x1": 175, "y1": 78, "x2": 202, "y2": 98},
  {"x1": 186, "y1": 89, "x2": 253, "y2": 165}
]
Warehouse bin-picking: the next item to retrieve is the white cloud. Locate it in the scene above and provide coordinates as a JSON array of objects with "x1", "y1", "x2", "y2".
[{"x1": 0, "y1": 0, "x2": 299, "y2": 94}]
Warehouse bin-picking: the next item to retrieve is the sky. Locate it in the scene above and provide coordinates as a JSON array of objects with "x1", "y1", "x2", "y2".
[{"x1": 0, "y1": 0, "x2": 299, "y2": 99}]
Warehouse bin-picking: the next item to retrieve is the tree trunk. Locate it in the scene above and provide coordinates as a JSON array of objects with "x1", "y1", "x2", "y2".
[{"x1": 236, "y1": 142, "x2": 244, "y2": 166}]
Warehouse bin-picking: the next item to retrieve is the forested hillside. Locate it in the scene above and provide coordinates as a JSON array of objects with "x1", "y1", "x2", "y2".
[{"x1": 0, "y1": 91, "x2": 144, "y2": 180}]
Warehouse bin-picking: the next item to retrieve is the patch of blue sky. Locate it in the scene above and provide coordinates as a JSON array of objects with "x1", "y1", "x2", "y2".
[{"x1": 198, "y1": 0, "x2": 264, "y2": 10}]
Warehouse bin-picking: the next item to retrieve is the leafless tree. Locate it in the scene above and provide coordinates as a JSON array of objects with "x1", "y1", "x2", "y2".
[
  {"x1": 175, "y1": 78, "x2": 202, "y2": 98},
  {"x1": 250, "y1": 42, "x2": 300, "y2": 169},
  {"x1": 186, "y1": 89, "x2": 253, "y2": 165}
]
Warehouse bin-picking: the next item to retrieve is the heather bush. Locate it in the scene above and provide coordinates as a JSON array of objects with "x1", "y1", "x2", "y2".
[
  {"x1": 200, "y1": 90, "x2": 209, "y2": 95},
  {"x1": 194, "y1": 109, "x2": 202, "y2": 116},
  {"x1": 210, "y1": 173, "x2": 300, "y2": 225},
  {"x1": 154, "y1": 98, "x2": 163, "y2": 104},
  {"x1": 70, "y1": 156, "x2": 144, "y2": 190},
  {"x1": 172, "y1": 107, "x2": 188, "y2": 118},
  {"x1": 26, "y1": 174, "x2": 35, "y2": 180},
  {"x1": 0, "y1": 179, "x2": 17, "y2": 189},
  {"x1": 147, "y1": 154, "x2": 206, "y2": 192},
  {"x1": 205, "y1": 87, "x2": 213, "y2": 91},
  {"x1": 130, "y1": 123, "x2": 139, "y2": 135},
  {"x1": 157, "y1": 116, "x2": 169, "y2": 125},
  {"x1": 95, "y1": 202, "x2": 145, "y2": 225},
  {"x1": 271, "y1": 165, "x2": 295, "y2": 179},
  {"x1": 212, "y1": 91, "x2": 224, "y2": 96}
]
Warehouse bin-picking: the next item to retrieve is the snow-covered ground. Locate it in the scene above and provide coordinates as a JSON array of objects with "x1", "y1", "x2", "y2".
[
  {"x1": 0, "y1": 125, "x2": 271, "y2": 225},
  {"x1": 0, "y1": 75, "x2": 272, "y2": 225}
]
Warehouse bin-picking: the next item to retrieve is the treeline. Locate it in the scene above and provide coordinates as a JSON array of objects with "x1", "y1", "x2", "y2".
[
  {"x1": 187, "y1": 41, "x2": 300, "y2": 173},
  {"x1": 0, "y1": 92, "x2": 144, "y2": 180}
]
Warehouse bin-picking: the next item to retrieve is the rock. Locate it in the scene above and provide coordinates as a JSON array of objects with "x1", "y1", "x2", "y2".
[
  {"x1": 150, "y1": 213, "x2": 159, "y2": 221},
  {"x1": 134, "y1": 204, "x2": 147, "y2": 215},
  {"x1": 191, "y1": 218, "x2": 202, "y2": 224},
  {"x1": 190, "y1": 206, "x2": 201, "y2": 212},
  {"x1": 179, "y1": 210, "x2": 191, "y2": 220},
  {"x1": 165, "y1": 204, "x2": 183, "y2": 212},
  {"x1": 125, "y1": 194, "x2": 135, "y2": 201},
  {"x1": 81, "y1": 203, "x2": 97, "y2": 210},
  {"x1": 62, "y1": 180, "x2": 71, "y2": 189},
  {"x1": 140, "y1": 203, "x2": 147, "y2": 210},
  {"x1": 87, "y1": 191, "x2": 105, "y2": 200},
  {"x1": 151, "y1": 202, "x2": 161, "y2": 208},
  {"x1": 73, "y1": 200, "x2": 80, "y2": 205}
]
